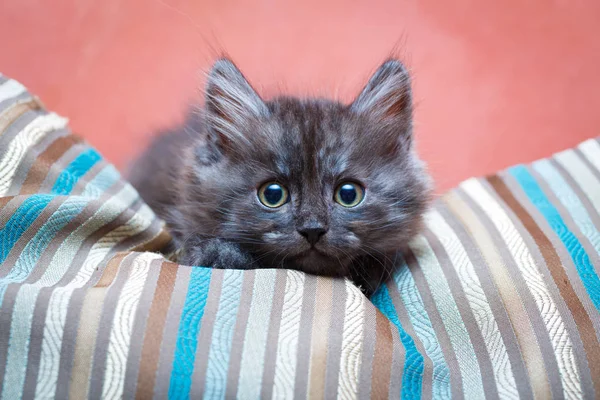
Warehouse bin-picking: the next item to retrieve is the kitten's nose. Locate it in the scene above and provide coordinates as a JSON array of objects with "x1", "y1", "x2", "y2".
[{"x1": 298, "y1": 226, "x2": 327, "y2": 246}]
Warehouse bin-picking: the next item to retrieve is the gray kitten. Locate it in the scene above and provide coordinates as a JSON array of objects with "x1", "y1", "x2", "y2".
[{"x1": 129, "y1": 58, "x2": 431, "y2": 295}]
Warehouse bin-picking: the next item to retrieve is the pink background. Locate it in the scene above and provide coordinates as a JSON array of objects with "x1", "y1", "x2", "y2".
[{"x1": 1, "y1": 0, "x2": 599, "y2": 192}]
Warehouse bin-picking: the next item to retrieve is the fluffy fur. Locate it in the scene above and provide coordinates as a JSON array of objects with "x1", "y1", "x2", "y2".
[{"x1": 129, "y1": 58, "x2": 431, "y2": 295}]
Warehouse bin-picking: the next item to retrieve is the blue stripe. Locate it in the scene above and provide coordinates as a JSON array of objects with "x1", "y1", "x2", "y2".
[
  {"x1": 1, "y1": 198, "x2": 87, "y2": 283},
  {"x1": 510, "y1": 165, "x2": 600, "y2": 311},
  {"x1": 51, "y1": 148, "x2": 101, "y2": 195},
  {"x1": 0, "y1": 147, "x2": 101, "y2": 267},
  {"x1": 169, "y1": 267, "x2": 213, "y2": 400},
  {"x1": 0, "y1": 194, "x2": 54, "y2": 264},
  {"x1": 372, "y1": 283, "x2": 424, "y2": 399},
  {"x1": 203, "y1": 269, "x2": 243, "y2": 399},
  {"x1": 0, "y1": 148, "x2": 102, "y2": 304},
  {"x1": 533, "y1": 159, "x2": 600, "y2": 258},
  {"x1": 393, "y1": 259, "x2": 451, "y2": 398}
]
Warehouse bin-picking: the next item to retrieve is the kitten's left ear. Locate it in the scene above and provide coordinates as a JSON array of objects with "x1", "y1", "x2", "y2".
[{"x1": 351, "y1": 60, "x2": 413, "y2": 146}]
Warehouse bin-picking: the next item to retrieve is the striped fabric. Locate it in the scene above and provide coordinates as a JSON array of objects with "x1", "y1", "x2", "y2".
[{"x1": 0, "y1": 75, "x2": 599, "y2": 400}]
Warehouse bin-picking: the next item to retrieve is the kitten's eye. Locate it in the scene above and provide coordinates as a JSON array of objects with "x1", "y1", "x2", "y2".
[
  {"x1": 258, "y1": 182, "x2": 289, "y2": 208},
  {"x1": 334, "y1": 182, "x2": 365, "y2": 207}
]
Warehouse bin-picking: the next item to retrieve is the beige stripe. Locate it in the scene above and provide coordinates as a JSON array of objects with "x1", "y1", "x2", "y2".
[
  {"x1": 68, "y1": 253, "x2": 129, "y2": 399},
  {"x1": 462, "y1": 178, "x2": 582, "y2": 398},
  {"x1": 445, "y1": 192, "x2": 552, "y2": 399},
  {"x1": 0, "y1": 79, "x2": 27, "y2": 103},
  {"x1": 555, "y1": 148, "x2": 600, "y2": 216},
  {"x1": 236, "y1": 269, "x2": 278, "y2": 398},
  {"x1": 0, "y1": 113, "x2": 68, "y2": 195},
  {"x1": 336, "y1": 280, "x2": 365, "y2": 399},
  {"x1": 101, "y1": 253, "x2": 163, "y2": 399},
  {"x1": 273, "y1": 270, "x2": 306, "y2": 399},
  {"x1": 307, "y1": 277, "x2": 334, "y2": 400},
  {"x1": 426, "y1": 209, "x2": 518, "y2": 397},
  {"x1": 0, "y1": 98, "x2": 39, "y2": 136},
  {"x1": 577, "y1": 138, "x2": 600, "y2": 174},
  {"x1": 490, "y1": 173, "x2": 600, "y2": 398},
  {"x1": 35, "y1": 187, "x2": 143, "y2": 397}
]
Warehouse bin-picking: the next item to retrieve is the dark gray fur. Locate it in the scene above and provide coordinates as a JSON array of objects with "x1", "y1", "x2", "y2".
[{"x1": 128, "y1": 58, "x2": 431, "y2": 295}]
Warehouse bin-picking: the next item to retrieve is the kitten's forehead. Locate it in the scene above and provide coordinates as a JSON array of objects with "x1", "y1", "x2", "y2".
[
  {"x1": 265, "y1": 98, "x2": 353, "y2": 179},
  {"x1": 263, "y1": 97, "x2": 396, "y2": 181}
]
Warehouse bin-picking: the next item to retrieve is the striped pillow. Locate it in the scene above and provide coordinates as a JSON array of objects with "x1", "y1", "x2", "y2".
[{"x1": 0, "y1": 74, "x2": 599, "y2": 399}]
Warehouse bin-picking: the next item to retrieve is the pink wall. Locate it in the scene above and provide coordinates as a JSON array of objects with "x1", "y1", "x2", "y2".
[{"x1": 1, "y1": 0, "x2": 599, "y2": 192}]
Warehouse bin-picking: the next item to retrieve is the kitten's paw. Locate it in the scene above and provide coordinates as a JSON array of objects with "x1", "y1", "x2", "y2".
[{"x1": 181, "y1": 238, "x2": 254, "y2": 270}]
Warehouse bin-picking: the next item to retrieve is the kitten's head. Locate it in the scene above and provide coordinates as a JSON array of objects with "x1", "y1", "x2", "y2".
[{"x1": 178, "y1": 58, "x2": 431, "y2": 276}]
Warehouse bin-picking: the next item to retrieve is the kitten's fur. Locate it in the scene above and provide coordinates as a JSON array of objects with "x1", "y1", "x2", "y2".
[{"x1": 129, "y1": 58, "x2": 431, "y2": 295}]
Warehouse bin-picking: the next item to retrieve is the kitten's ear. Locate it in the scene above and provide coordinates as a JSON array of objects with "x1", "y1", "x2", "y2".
[
  {"x1": 204, "y1": 58, "x2": 269, "y2": 147},
  {"x1": 351, "y1": 60, "x2": 413, "y2": 145}
]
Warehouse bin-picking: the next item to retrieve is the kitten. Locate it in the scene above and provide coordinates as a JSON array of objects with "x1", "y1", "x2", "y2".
[{"x1": 128, "y1": 58, "x2": 431, "y2": 296}]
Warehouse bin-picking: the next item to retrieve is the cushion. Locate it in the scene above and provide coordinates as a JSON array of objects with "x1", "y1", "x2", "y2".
[{"x1": 0, "y1": 73, "x2": 599, "y2": 399}]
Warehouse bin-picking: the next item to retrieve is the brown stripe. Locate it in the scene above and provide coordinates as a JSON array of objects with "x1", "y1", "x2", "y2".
[
  {"x1": 188, "y1": 269, "x2": 225, "y2": 396},
  {"x1": 385, "y1": 279, "x2": 408, "y2": 399},
  {"x1": 37, "y1": 143, "x2": 86, "y2": 194},
  {"x1": 121, "y1": 258, "x2": 164, "y2": 398},
  {"x1": 134, "y1": 261, "x2": 179, "y2": 400},
  {"x1": 129, "y1": 229, "x2": 172, "y2": 254},
  {"x1": 258, "y1": 269, "x2": 288, "y2": 399},
  {"x1": 489, "y1": 174, "x2": 600, "y2": 396},
  {"x1": 291, "y1": 274, "x2": 318, "y2": 400},
  {"x1": 406, "y1": 247, "x2": 465, "y2": 400},
  {"x1": 6, "y1": 128, "x2": 70, "y2": 196},
  {"x1": 387, "y1": 317, "x2": 403, "y2": 400},
  {"x1": 0, "y1": 98, "x2": 39, "y2": 135},
  {"x1": 307, "y1": 277, "x2": 334, "y2": 400},
  {"x1": 437, "y1": 200, "x2": 534, "y2": 399},
  {"x1": 151, "y1": 266, "x2": 193, "y2": 399},
  {"x1": 357, "y1": 302, "x2": 376, "y2": 399},
  {"x1": 370, "y1": 310, "x2": 393, "y2": 400},
  {"x1": 0, "y1": 195, "x2": 14, "y2": 209},
  {"x1": 446, "y1": 190, "x2": 552, "y2": 399},
  {"x1": 0, "y1": 196, "x2": 66, "y2": 277},
  {"x1": 66, "y1": 253, "x2": 130, "y2": 399}
]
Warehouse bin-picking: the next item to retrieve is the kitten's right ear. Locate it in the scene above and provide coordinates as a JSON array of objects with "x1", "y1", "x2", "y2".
[
  {"x1": 204, "y1": 58, "x2": 269, "y2": 148},
  {"x1": 351, "y1": 59, "x2": 413, "y2": 139}
]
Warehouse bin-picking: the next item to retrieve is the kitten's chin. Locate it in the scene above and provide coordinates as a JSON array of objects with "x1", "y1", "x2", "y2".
[{"x1": 285, "y1": 249, "x2": 351, "y2": 277}]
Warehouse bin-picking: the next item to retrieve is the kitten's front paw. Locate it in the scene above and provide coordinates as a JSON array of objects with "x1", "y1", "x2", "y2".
[{"x1": 180, "y1": 238, "x2": 254, "y2": 270}]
